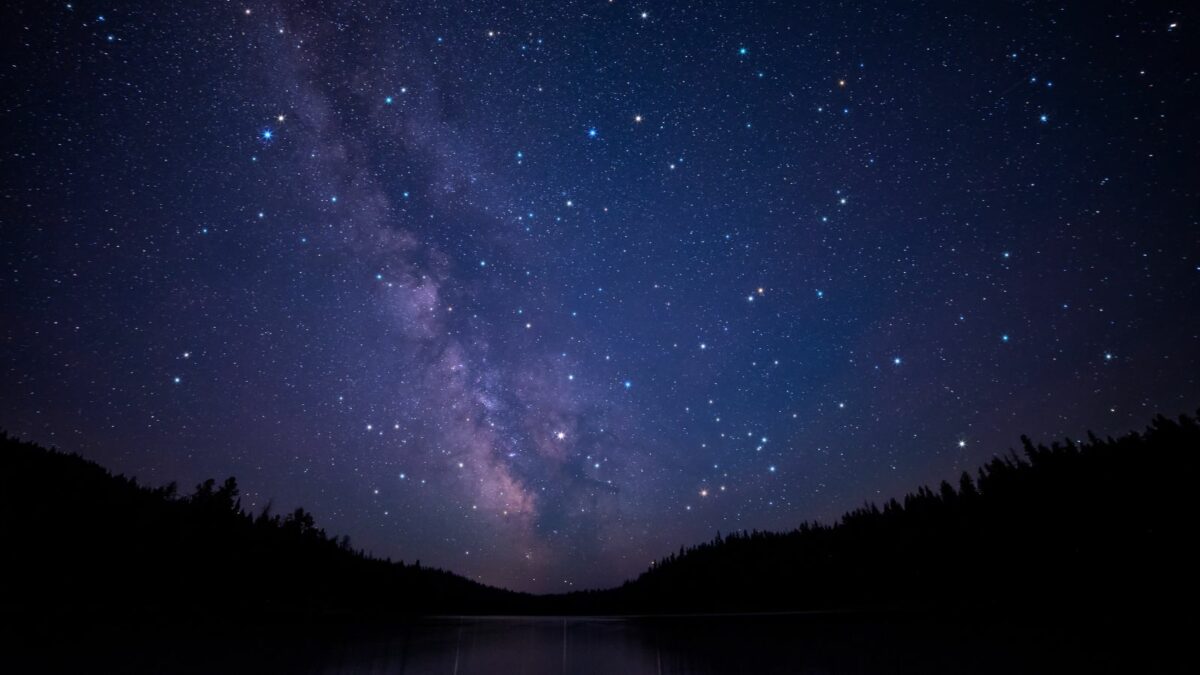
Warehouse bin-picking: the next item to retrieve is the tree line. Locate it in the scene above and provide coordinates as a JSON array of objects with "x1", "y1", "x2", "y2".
[
  {"x1": 2, "y1": 410, "x2": 1196, "y2": 620},
  {"x1": 0, "y1": 433, "x2": 525, "y2": 620}
]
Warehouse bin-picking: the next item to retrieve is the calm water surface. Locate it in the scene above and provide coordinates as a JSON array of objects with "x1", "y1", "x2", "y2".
[{"x1": 16, "y1": 612, "x2": 1161, "y2": 673}]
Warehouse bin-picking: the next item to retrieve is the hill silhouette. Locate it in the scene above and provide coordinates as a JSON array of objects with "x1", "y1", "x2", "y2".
[
  {"x1": 0, "y1": 433, "x2": 526, "y2": 620},
  {"x1": 554, "y1": 411, "x2": 1196, "y2": 615},
  {"x1": 2, "y1": 410, "x2": 1196, "y2": 620}
]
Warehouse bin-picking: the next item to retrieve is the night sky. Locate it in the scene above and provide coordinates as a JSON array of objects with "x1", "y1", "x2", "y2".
[{"x1": 2, "y1": 1, "x2": 1197, "y2": 593}]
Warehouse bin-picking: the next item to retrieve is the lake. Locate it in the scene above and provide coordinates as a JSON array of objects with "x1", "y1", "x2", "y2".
[{"x1": 12, "y1": 611, "x2": 1161, "y2": 673}]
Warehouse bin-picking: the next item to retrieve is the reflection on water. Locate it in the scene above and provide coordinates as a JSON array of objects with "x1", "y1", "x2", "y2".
[{"x1": 14, "y1": 612, "x2": 1150, "y2": 674}]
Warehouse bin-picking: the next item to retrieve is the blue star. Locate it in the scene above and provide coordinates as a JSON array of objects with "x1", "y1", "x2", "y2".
[
  {"x1": 738, "y1": 47, "x2": 748, "y2": 56},
  {"x1": 1001, "y1": 334, "x2": 1010, "y2": 343},
  {"x1": 385, "y1": 96, "x2": 393, "y2": 104},
  {"x1": 893, "y1": 357, "x2": 902, "y2": 366},
  {"x1": 1039, "y1": 114, "x2": 1049, "y2": 123},
  {"x1": 623, "y1": 380, "x2": 632, "y2": 389},
  {"x1": 587, "y1": 127, "x2": 598, "y2": 139},
  {"x1": 261, "y1": 128, "x2": 273, "y2": 141}
]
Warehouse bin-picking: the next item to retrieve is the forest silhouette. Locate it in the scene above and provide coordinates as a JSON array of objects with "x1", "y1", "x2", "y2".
[{"x1": 2, "y1": 410, "x2": 1195, "y2": 620}]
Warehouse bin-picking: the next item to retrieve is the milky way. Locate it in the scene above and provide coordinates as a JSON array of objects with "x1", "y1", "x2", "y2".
[{"x1": 2, "y1": 1, "x2": 1197, "y2": 591}]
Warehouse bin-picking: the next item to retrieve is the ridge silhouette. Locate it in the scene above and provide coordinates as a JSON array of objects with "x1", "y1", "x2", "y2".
[{"x1": 2, "y1": 409, "x2": 1195, "y2": 619}]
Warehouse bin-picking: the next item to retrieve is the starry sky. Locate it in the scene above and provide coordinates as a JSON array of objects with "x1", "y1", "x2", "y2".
[{"x1": 2, "y1": 1, "x2": 1198, "y2": 592}]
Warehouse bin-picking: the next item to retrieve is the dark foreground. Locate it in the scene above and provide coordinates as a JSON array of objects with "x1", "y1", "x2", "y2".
[{"x1": 7, "y1": 611, "x2": 1181, "y2": 674}]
